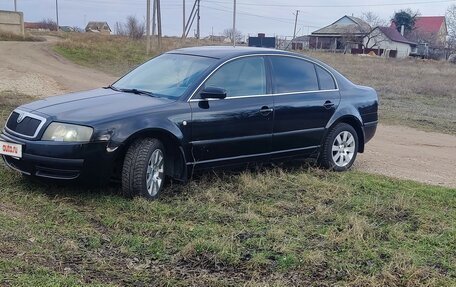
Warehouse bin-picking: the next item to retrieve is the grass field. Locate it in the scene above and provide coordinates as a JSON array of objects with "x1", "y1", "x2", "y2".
[
  {"x1": 0, "y1": 90, "x2": 455, "y2": 286},
  {"x1": 54, "y1": 33, "x2": 456, "y2": 135},
  {"x1": 1, "y1": 163, "x2": 455, "y2": 286},
  {"x1": 2, "y1": 35, "x2": 456, "y2": 286}
]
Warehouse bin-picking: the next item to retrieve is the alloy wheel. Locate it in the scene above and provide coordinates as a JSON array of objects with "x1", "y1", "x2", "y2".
[
  {"x1": 331, "y1": 131, "x2": 356, "y2": 167},
  {"x1": 146, "y1": 149, "x2": 164, "y2": 196}
]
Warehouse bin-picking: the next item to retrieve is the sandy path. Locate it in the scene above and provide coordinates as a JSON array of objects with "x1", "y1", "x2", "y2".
[
  {"x1": 1, "y1": 39, "x2": 455, "y2": 188},
  {"x1": 356, "y1": 125, "x2": 456, "y2": 188},
  {"x1": 0, "y1": 38, "x2": 116, "y2": 96}
]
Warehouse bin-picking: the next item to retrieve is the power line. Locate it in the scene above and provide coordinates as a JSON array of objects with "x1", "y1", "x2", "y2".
[{"x1": 197, "y1": 0, "x2": 456, "y2": 8}]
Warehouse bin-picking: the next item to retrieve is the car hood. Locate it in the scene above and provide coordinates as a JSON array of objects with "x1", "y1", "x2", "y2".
[{"x1": 19, "y1": 88, "x2": 175, "y2": 124}]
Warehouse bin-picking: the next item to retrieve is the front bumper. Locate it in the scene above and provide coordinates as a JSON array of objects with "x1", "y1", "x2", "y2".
[{"x1": 1, "y1": 130, "x2": 118, "y2": 183}]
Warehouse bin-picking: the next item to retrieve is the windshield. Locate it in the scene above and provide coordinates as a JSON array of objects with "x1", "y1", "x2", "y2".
[{"x1": 112, "y1": 53, "x2": 217, "y2": 99}]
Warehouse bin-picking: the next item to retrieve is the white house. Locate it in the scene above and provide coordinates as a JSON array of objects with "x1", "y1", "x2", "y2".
[{"x1": 363, "y1": 26, "x2": 417, "y2": 58}]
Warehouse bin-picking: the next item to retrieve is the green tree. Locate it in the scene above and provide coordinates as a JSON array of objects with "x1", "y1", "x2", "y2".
[{"x1": 392, "y1": 9, "x2": 420, "y2": 34}]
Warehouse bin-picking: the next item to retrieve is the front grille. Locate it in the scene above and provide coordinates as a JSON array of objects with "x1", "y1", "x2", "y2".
[{"x1": 5, "y1": 111, "x2": 45, "y2": 138}]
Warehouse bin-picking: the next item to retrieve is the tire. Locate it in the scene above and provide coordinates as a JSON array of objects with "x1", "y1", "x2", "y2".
[
  {"x1": 122, "y1": 138, "x2": 166, "y2": 200},
  {"x1": 319, "y1": 123, "x2": 358, "y2": 172}
]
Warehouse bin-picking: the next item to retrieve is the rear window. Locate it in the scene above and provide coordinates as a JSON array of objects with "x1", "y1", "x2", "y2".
[
  {"x1": 316, "y1": 65, "x2": 336, "y2": 90},
  {"x1": 270, "y1": 56, "x2": 319, "y2": 93}
]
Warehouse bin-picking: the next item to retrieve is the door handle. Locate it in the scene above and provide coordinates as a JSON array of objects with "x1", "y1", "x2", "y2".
[
  {"x1": 323, "y1": 100, "x2": 335, "y2": 109},
  {"x1": 260, "y1": 106, "x2": 274, "y2": 116}
]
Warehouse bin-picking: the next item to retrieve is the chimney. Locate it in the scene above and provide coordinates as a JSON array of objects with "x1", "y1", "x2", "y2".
[
  {"x1": 258, "y1": 33, "x2": 265, "y2": 38},
  {"x1": 400, "y1": 25, "x2": 405, "y2": 36}
]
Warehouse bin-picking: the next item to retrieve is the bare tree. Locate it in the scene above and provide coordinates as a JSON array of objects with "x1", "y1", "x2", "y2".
[
  {"x1": 363, "y1": 28, "x2": 388, "y2": 49},
  {"x1": 38, "y1": 18, "x2": 58, "y2": 31},
  {"x1": 447, "y1": 4, "x2": 456, "y2": 51},
  {"x1": 115, "y1": 16, "x2": 145, "y2": 39},
  {"x1": 223, "y1": 28, "x2": 243, "y2": 43},
  {"x1": 360, "y1": 12, "x2": 387, "y2": 28}
]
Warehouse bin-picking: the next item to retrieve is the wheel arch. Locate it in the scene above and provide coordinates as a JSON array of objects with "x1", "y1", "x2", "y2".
[
  {"x1": 117, "y1": 128, "x2": 188, "y2": 182},
  {"x1": 324, "y1": 115, "x2": 365, "y2": 153}
]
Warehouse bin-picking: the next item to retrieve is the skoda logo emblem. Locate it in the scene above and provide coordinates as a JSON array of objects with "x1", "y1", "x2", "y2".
[{"x1": 16, "y1": 112, "x2": 25, "y2": 123}]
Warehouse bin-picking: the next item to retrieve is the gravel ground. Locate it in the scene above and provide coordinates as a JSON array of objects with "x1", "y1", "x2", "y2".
[{"x1": 0, "y1": 39, "x2": 455, "y2": 188}]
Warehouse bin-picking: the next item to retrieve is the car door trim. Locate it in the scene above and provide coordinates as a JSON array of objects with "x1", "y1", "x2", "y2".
[
  {"x1": 273, "y1": 127, "x2": 325, "y2": 136},
  {"x1": 187, "y1": 145, "x2": 320, "y2": 165},
  {"x1": 186, "y1": 54, "x2": 339, "y2": 102},
  {"x1": 190, "y1": 133, "x2": 271, "y2": 145}
]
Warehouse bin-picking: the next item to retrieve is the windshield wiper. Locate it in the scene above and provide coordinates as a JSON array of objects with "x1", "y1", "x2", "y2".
[
  {"x1": 104, "y1": 85, "x2": 121, "y2": 92},
  {"x1": 119, "y1": 88, "x2": 156, "y2": 97}
]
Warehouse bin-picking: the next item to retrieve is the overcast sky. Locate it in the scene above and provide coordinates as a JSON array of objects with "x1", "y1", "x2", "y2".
[{"x1": 0, "y1": 0, "x2": 453, "y2": 38}]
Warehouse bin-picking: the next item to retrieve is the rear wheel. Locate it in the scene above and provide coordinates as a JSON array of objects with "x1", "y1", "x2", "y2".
[
  {"x1": 122, "y1": 138, "x2": 166, "y2": 200},
  {"x1": 319, "y1": 123, "x2": 358, "y2": 171}
]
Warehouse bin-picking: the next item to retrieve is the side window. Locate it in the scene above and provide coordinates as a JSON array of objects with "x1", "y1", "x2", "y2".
[
  {"x1": 316, "y1": 65, "x2": 336, "y2": 90},
  {"x1": 271, "y1": 57, "x2": 319, "y2": 93},
  {"x1": 203, "y1": 57, "x2": 266, "y2": 98}
]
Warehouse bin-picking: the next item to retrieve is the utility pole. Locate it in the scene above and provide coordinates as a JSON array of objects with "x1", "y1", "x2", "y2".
[
  {"x1": 183, "y1": 0, "x2": 185, "y2": 38},
  {"x1": 292, "y1": 10, "x2": 299, "y2": 41},
  {"x1": 146, "y1": 0, "x2": 151, "y2": 54},
  {"x1": 152, "y1": 0, "x2": 156, "y2": 37},
  {"x1": 14, "y1": 0, "x2": 17, "y2": 11},
  {"x1": 232, "y1": 0, "x2": 236, "y2": 47},
  {"x1": 156, "y1": 0, "x2": 162, "y2": 50},
  {"x1": 55, "y1": 0, "x2": 59, "y2": 31},
  {"x1": 196, "y1": 0, "x2": 200, "y2": 39},
  {"x1": 182, "y1": 0, "x2": 197, "y2": 39}
]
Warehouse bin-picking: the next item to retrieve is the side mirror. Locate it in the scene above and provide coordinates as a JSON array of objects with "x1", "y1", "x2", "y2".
[{"x1": 200, "y1": 87, "x2": 227, "y2": 100}]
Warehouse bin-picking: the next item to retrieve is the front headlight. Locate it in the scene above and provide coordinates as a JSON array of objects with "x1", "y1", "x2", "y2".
[{"x1": 42, "y1": 123, "x2": 93, "y2": 142}]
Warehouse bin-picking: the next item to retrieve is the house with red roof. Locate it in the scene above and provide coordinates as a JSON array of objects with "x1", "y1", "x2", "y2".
[{"x1": 391, "y1": 16, "x2": 448, "y2": 47}]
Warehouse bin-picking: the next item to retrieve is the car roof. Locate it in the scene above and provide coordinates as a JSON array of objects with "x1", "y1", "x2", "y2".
[{"x1": 168, "y1": 46, "x2": 297, "y2": 60}]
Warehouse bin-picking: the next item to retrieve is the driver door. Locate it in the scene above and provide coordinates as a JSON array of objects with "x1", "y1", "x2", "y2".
[{"x1": 189, "y1": 56, "x2": 274, "y2": 167}]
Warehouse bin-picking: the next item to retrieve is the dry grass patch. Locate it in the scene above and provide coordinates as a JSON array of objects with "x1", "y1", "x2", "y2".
[{"x1": 0, "y1": 31, "x2": 45, "y2": 42}]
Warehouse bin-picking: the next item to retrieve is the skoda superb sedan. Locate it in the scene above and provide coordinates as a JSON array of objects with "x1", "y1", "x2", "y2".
[{"x1": 1, "y1": 47, "x2": 378, "y2": 199}]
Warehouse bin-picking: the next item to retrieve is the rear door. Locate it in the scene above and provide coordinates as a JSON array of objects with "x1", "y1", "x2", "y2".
[
  {"x1": 189, "y1": 56, "x2": 274, "y2": 166},
  {"x1": 269, "y1": 56, "x2": 340, "y2": 155}
]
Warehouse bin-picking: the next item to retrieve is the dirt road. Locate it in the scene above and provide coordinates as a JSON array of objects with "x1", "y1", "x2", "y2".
[
  {"x1": 1, "y1": 40, "x2": 455, "y2": 188},
  {"x1": 0, "y1": 38, "x2": 116, "y2": 96}
]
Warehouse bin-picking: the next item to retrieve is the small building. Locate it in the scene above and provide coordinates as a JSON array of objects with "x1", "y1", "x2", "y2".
[
  {"x1": 248, "y1": 33, "x2": 276, "y2": 48},
  {"x1": 362, "y1": 27, "x2": 417, "y2": 58},
  {"x1": 204, "y1": 35, "x2": 231, "y2": 43},
  {"x1": 391, "y1": 16, "x2": 448, "y2": 58},
  {"x1": 291, "y1": 35, "x2": 310, "y2": 50},
  {"x1": 310, "y1": 15, "x2": 371, "y2": 51},
  {"x1": 59, "y1": 26, "x2": 75, "y2": 32},
  {"x1": 85, "y1": 21, "x2": 111, "y2": 34},
  {"x1": 24, "y1": 22, "x2": 56, "y2": 32}
]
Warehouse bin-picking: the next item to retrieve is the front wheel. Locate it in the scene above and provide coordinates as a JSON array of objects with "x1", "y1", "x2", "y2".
[
  {"x1": 122, "y1": 138, "x2": 166, "y2": 199},
  {"x1": 319, "y1": 123, "x2": 358, "y2": 171}
]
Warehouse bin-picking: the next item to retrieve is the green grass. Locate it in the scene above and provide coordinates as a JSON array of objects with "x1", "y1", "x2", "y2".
[
  {"x1": 54, "y1": 35, "x2": 151, "y2": 76},
  {"x1": 0, "y1": 162, "x2": 455, "y2": 286}
]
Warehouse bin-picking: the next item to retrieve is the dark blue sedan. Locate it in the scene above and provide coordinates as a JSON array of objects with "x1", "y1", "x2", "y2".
[{"x1": 1, "y1": 46, "x2": 378, "y2": 199}]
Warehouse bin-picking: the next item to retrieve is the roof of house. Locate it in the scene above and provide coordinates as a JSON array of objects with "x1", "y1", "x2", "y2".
[
  {"x1": 293, "y1": 35, "x2": 310, "y2": 42},
  {"x1": 85, "y1": 21, "x2": 111, "y2": 32},
  {"x1": 376, "y1": 26, "x2": 417, "y2": 45},
  {"x1": 391, "y1": 16, "x2": 446, "y2": 34},
  {"x1": 312, "y1": 15, "x2": 371, "y2": 36},
  {"x1": 24, "y1": 22, "x2": 42, "y2": 29}
]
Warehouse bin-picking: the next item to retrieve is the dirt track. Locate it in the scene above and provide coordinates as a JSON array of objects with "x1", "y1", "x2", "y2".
[
  {"x1": 1, "y1": 40, "x2": 455, "y2": 188},
  {"x1": 0, "y1": 38, "x2": 116, "y2": 96}
]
